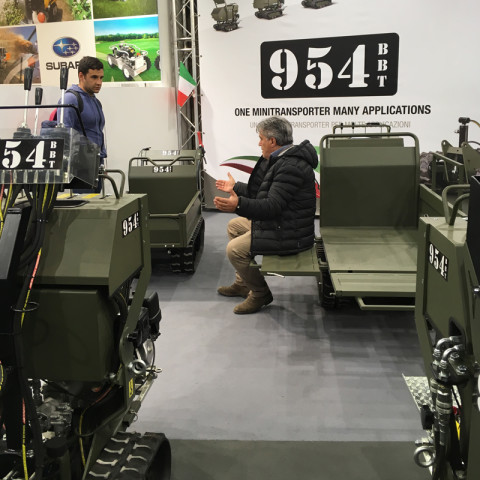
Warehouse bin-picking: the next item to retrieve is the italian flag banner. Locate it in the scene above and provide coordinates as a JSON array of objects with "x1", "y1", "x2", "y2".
[{"x1": 177, "y1": 62, "x2": 197, "y2": 107}]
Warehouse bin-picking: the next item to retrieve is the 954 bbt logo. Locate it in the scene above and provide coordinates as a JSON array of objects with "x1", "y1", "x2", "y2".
[
  {"x1": 261, "y1": 33, "x2": 399, "y2": 99},
  {"x1": 0, "y1": 139, "x2": 63, "y2": 170}
]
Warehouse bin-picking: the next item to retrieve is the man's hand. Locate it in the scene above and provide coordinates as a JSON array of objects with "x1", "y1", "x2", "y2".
[
  {"x1": 216, "y1": 172, "x2": 235, "y2": 193},
  {"x1": 214, "y1": 189, "x2": 239, "y2": 213}
]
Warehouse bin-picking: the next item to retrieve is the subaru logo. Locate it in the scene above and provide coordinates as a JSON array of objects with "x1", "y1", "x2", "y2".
[{"x1": 52, "y1": 37, "x2": 80, "y2": 58}]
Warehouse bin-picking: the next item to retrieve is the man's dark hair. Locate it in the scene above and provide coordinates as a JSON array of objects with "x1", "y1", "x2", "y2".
[
  {"x1": 256, "y1": 116, "x2": 293, "y2": 146},
  {"x1": 78, "y1": 56, "x2": 104, "y2": 75}
]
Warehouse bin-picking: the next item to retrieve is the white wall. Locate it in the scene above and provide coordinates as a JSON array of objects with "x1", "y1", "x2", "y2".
[{"x1": 198, "y1": 0, "x2": 480, "y2": 186}]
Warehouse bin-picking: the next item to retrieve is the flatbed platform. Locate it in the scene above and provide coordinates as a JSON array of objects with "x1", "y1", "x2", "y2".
[
  {"x1": 322, "y1": 227, "x2": 418, "y2": 273},
  {"x1": 322, "y1": 226, "x2": 417, "y2": 301}
]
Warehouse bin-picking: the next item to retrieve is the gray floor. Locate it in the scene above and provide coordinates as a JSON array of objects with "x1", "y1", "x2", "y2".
[
  {"x1": 132, "y1": 211, "x2": 428, "y2": 477},
  {"x1": 168, "y1": 440, "x2": 428, "y2": 480}
]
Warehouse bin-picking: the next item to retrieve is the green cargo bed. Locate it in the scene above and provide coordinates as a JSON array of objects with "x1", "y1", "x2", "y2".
[
  {"x1": 128, "y1": 149, "x2": 205, "y2": 272},
  {"x1": 317, "y1": 130, "x2": 420, "y2": 310},
  {"x1": 322, "y1": 226, "x2": 417, "y2": 299}
]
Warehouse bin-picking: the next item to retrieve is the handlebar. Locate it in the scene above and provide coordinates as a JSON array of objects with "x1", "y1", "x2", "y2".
[
  {"x1": 332, "y1": 122, "x2": 392, "y2": 134},
  {"x1": 128, "y1": 156, "x2": 196, "y2": 168},
  {"x1": 441, "y1": 184, "x2": 469, "y2": 226}
]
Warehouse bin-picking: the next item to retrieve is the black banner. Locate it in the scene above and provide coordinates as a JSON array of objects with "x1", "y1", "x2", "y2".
[{"x1": 261, "y1": 33, "x2": 399, "y2": 99}]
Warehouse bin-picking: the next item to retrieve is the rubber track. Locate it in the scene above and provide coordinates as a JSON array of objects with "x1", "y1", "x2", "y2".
[
  {"x1": 170, "y1": 217, "x2": 205, "y2": 273},
  {"x1": 86, "y1": 431, "x2": 165, "y2": 479},
  {"x1": 303, "y1": 0, "x2": 332, "y2": 8}
]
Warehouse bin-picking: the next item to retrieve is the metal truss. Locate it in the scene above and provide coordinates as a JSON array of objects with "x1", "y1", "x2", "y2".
[{"x1": 172, "y1": 0, "x2": 202, "y2": 150}]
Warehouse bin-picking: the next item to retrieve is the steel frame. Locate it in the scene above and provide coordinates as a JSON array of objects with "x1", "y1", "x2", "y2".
[{"x1": 172, "y1": 0, "x2": 202, "y2": 150}]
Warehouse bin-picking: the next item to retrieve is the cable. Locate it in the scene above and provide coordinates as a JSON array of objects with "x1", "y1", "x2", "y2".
[
  {"x1": 452, "y1": 388, "x2": 461, "y2": 414},
  {"x1": 15, "y1": 251, "x2": 46, "y2": 479},
  {"x1": 78, "y1": 383, "x2": 116, "y2": 468},
  {"x1": 12, "y1": 183, "x2": 57, "y2": 479},
  {"x1": 18, "y1": 184, "x2": 59, "y2": 269},
  {"x1": 78, "y1": 413, "x2": 86, "y2": 467},
  {"x1": 0, "y1": 181, "x2": 19, "y2": 239},
  {"x1": 22, "y1": 400, "x2": 27, "y2": 480},
  {"x1": 0, "y1": 184, "x2": 5, "y2": 238},
  {"x1": 13, "y1": 256, "x2": 44, "y2": 480}
]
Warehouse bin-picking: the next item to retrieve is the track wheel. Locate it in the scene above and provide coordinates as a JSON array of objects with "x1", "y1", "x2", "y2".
[
  {"x1": 123, "y1": 66, "x2": 134, "y2": 81},
  {"x1": 145, "y1": 56, "x2": 151, "y2": 71}
]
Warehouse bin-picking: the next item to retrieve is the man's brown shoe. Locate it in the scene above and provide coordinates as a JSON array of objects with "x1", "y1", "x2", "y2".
[
  {"x1": 217, "y1": 284, "x2": 250, "y2": 298},
  {"x1": 233, "y1": 291, "x2": 273, "y2": 314}
]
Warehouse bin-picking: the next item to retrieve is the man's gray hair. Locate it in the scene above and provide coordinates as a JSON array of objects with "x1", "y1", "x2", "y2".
[{"x1": 256, "y1": 116, "x2": 293, "y2": 146}]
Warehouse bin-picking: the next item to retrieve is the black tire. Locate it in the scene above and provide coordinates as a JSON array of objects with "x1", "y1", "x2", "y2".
[
  {"x1": 107, "y1": 54, "x2": 115, "y2": 68},
  {"x1": 145, "y1": 56, "x2": 151, "y2": 71},
  {"x1": 154, "y1": 55, "x2": 160, "y2": 70},
  {"x1": 122, "y1": 66, "x2": 134, "y2": 81}
]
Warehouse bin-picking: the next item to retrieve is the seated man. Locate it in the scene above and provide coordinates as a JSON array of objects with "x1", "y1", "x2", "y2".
[{"x1": 214, "y1": 116, "x2": 318, "y2": 314}]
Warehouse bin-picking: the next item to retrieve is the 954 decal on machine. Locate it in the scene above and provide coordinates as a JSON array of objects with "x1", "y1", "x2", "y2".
[
  {"x1": 122, "y1": 211, "x2": 140, "y2": 238},
  {"x1": 428, "y1": 242, "x2": 449, "y2": 281},
  {"x1": 260, "y1": 33, "x2": 399, "y2": 99},
  {"x1": 153, "y1": 165, "x2": 173, "y2": 173}
]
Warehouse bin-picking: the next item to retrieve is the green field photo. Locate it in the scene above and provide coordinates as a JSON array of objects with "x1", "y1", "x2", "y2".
[
  {"x1": 96, "y1": 38, "x2": 161, "y2": 83},
  {"x1": 92, "y1": 0, "x2": 157, "y2": 20}
]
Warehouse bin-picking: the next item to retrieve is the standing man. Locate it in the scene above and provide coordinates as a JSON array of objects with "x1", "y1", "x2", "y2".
[
  {"x1": 63, "y1": 56, "x2": 106, "y2": 163},
  {"x1": 214, "y1": 116, "x2": 318, "y2": 314}
]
